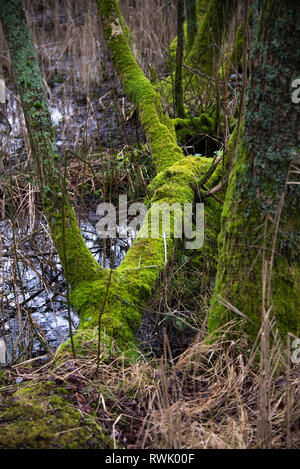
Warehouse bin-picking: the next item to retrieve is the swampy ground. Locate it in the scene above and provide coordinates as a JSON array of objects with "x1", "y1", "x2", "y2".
[{"x1": 0, "y1": 0, "x2": 299, "y2": 449}]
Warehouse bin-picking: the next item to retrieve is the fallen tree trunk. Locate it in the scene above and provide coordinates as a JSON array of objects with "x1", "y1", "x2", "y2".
[
  {"x1": 67, "y1": 0, "x2": 227, "y2": 348},
  {"x1": 0, "y1": 0, "x2": 226, "y2": 447},
  {"x1": 1, "y1": 0, "x2": 225, "y2": 350}
]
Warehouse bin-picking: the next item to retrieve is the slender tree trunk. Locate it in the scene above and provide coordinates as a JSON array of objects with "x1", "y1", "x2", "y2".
[
  {"x1": 175, "y1": 0, "x2": 185, "y2": 117},
  {"x1": 0, "y1": 0, "x2": 104, "y2": 292},
  {"x1": 209, "y1": 0, "x2": 300, "y2": 341},
  {"x1": 186, "y1": 0, "x2": 197, "y2": 53},
  {"x1": 190, "y1": 0, "x2": 238, "y2": 80}
]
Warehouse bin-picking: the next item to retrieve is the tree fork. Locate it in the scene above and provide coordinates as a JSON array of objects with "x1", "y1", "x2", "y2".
[{"x1": 1, "y1": 0, "x2": 226, "y2": 350}]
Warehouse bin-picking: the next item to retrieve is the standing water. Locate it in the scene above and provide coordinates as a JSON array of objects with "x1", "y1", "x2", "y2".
[
  {"x1": 0, "y1": 17, "x2": 146, "y2": 363},
  {"x1": 0, "y1": 338, "x2": 6, "y2": 364},
  {"x1": 0, "y1": 216, "x2": 134, "y2": 364}
]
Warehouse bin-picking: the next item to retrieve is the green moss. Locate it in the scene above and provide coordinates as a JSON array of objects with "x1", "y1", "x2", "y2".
[
  {"x1": 33, "y1": 101, "x2": 42, "y2": 109},
  {"x1": 97, "y1": 0, "x2": 184, "y2": 173},
  {"x1": 173, "y1": 114, "x2": 214, "y2": 147},
  {"x1": 51, "y1": 204, "x2": 104, "y2": 289},
  {"x1": 190, "y1": 0, "x2": 238, "y2": 84},
  {"x1": 0, "y1": 381, "x2": 112, "y2": 449}
]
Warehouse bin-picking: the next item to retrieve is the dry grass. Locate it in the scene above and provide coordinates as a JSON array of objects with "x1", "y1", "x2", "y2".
[
  {"x1": 0, "y1": 0, "x2": 176, "y2": 90},
  {"x1": 1, "y1": 322, "x2": 299, "y2": 449},
  {"x1": 120, "y1": 0, "x2": 177, "y2": 70}
]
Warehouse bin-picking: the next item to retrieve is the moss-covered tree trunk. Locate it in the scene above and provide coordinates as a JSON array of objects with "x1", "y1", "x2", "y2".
[
  {"x1": 186, "y1": 0, "x2": 197, "y2": 53},
  {"x1": 175, "y1": 0, "x2": 185, "y2": 117},
  {"x1": 0, "y1": 0, "x2": 104, "y2": 293},
  {"x1": 209, "y1": 0, "x2": 300, "y2": 340},
  {"x1": 190, "y1": 0, "x2": 238, "y2": 79},
  {"x1": 1, "y1": 0, "x2": 224, "y2": 351}
]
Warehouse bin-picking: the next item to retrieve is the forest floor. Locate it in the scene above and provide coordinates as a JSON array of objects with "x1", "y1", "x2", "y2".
[
  {"x1": 0, "y1": 0, "x2": 299, "y2": 449},
  {"x1": 1, "y1": 328, "x2": 299, "y2": 449}
]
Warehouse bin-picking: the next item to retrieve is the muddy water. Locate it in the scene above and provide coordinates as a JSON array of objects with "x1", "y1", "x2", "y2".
[{"x1": 0, "y1": 79, "x2": 144, "y2": 159}]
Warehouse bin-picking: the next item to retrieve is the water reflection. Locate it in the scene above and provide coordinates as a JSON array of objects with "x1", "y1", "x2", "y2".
[{"x1": 0, "y1": 218, "x2": 132, "y2": 363}]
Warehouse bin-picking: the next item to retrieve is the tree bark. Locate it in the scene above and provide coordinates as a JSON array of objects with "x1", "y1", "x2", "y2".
[
  {"x1": 209, "y1": 0, "x2": 300, "y2": 341},
  {"x1": 190, "y1": 0, "x2": 238, "y2": 80},
  {"x1": 186, "y1": 0, "x2": 197, "y2": 53},
  {"x1": 175, "y1": 0, "x2": 185, "y2": 117}
]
